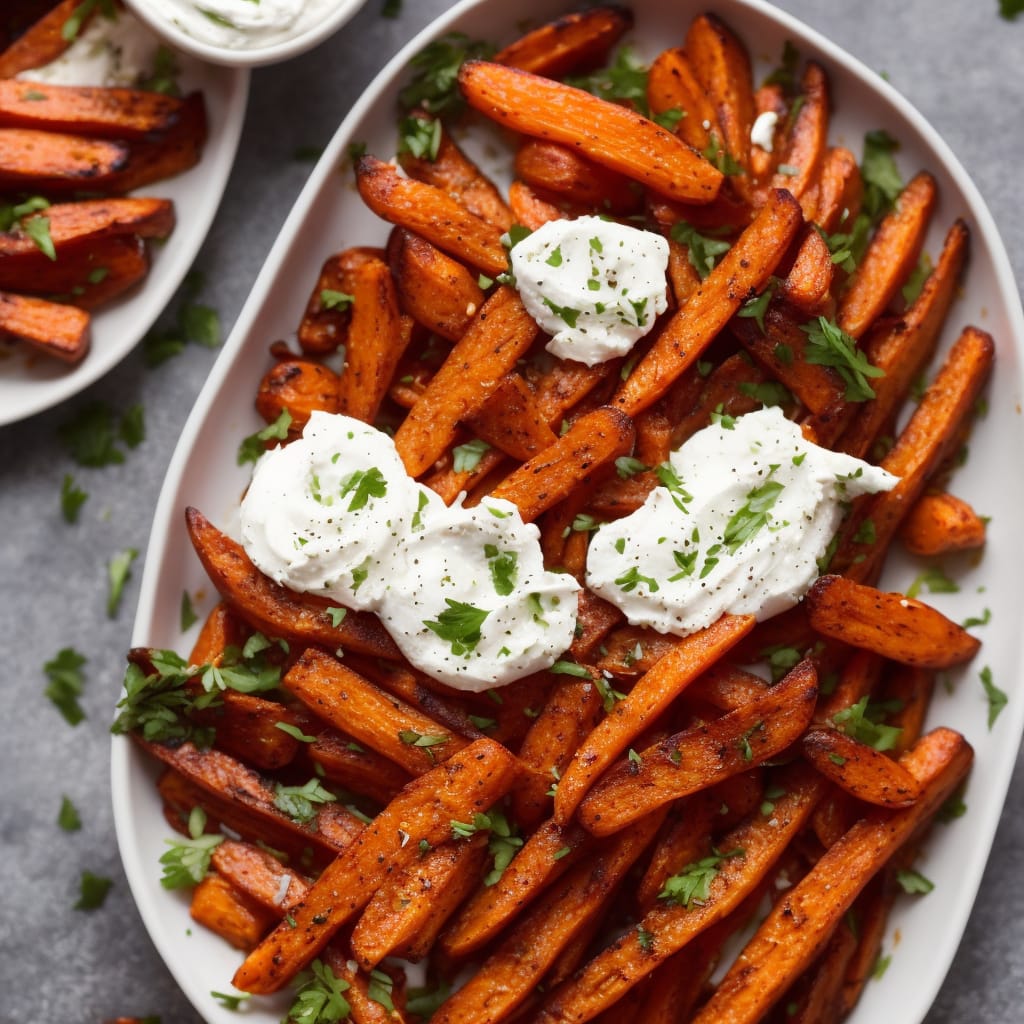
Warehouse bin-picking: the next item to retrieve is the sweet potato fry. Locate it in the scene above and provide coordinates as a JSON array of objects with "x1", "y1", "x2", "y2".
[
  {"x1": 190, "y1": 873, "x2": 276, "y2": 951},
  {"x1": 254, "y1": 358, "x2": 340, "y2": 433},
  {"x1": 440, "y1": 817, "x2": 589, "y2": 959},
  {"x1": 393, "y1": 286, "x2": 538, "y2": 477},
  {"x1": 515, "y1": 139, "x2": 641, "y2": 215},
  {"x1": 387, "y1": 228, "x2": 484, "y2": 342},
  {"x1": 613, "y1": 188, "x2": 803, "y2": 416},
  {"x1": 578, "y1": 659, "x2": 818, "y2": 836},
  {"x1": 494, "y1": 6, "x2": 633, "y2": 78},
  {"x1": 802, "y1": 727, "x2": 922, "y2": 807},
  {"x1": 0, "y1": 127, "x2": 128, "y2": 190},
  {"x1": 646, "y1": 47, "x2": 717, "y2": 153},
  {"x1": 805, "y1": 575, "x2": 980, "y2": 669},
  {"x1": 685, "y1": 14, "x2": 756, "y2": 183},
  {"x1": 465, "y1": 373, "x2": 559, "y2": 461},
  {"x1": 554, "y1": 613, "x2": 754, "y2": 823},
  {"x1": 458, "y1": 60, "x2": 723, "y2": 204},
  {"x1": 837, "y1": 171, "x2": 937, "y2": 340},
  {"x1": 283, "y1": 647, "x2": 470, "y2": 775},
  {"x1": 489, "y1": 406, "x2": 635, "y2": 522},
  {"x1": 0, "y1": 78, "x2": 185, "y2": 137},
  {"x1": 232, "y1": 738, "x2": 520, "y2": 994},
  {"x1": 351, "y1": 834, "x2": 488, "y2": 969},
  {"x1": 689, "y1": 728, "x2": 971, "y2": 1024},
  {"x1": 533, "y1": 763, "x2": 826, "y2": 1023},
  {"x1": 399, "y1": 112, "x2": 512, "y2": 232},
  {"x1": 356, "y1": 154, "x2": 508, "y2": 276},
  {"x1": 211, "y1": 839, "x2": 310, "y2": 912},
  {"x1": 185, "y1": 507, "x2": 400, "y2": 660},
  {"x1": 336, "y1": 255, "x2": 410, "y2": 423},
  {"x1": 0, "y1": 0, "x2": 81, "y2": 78},
  {"x1": 0, "y1": 290, "x2": 89, "y2": 362},
  {"x1": 431, "y1": 808, "x2": 666, "y2": 1024},
  {"x1": 900, "y1": 490, "x2": 986, "y2": 555}
]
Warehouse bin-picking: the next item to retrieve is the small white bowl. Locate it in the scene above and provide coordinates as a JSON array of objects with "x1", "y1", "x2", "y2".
[{"x1": 122, "y1": 0, "x2": 369, "y2": 68}]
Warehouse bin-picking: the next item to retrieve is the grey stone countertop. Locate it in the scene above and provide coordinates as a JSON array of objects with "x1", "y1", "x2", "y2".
[{"x1": 0, "y1": 0, "x2": 1021, "y2": 1020}]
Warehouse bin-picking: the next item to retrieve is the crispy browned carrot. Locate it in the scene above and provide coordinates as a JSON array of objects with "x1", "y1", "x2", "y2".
[
  {"x1": 883, "y1": 666, "x2": 936, "y2": 756},
  {"x1": 357, "y1": 154, "x2": 508, "y2": 276},
  {"x1": 786, "y1": 918, "x2": 858, "y2": 1024},
  {"x1": 465, "y1": 373, "x2": 559, "y2": 461},
  {"x1": 0, "y1": 0, "x2": 82, "y2": 78},
  {"x1": 569, "y1": 591, "x2": 622, "y2": 662},
  {"x1": 296, "y1": 247, "x2": 381, "y2": 355},
  {"x1": 190, "y1": 873, "x2": 276, "y2": 951},
  {"x1": 689, "y1": 728, "x2": 971, "y2": 1024},
  {"x1": 308, "y1": 730, "x2": 411, "y2": 805},
  {"x1": 191, "y1": 689, "x2": 302, "y2": 772},
  {"x1": 185, "y1": 507, "x2": 399, "y2": 660},
  {"x1": 393, "y1": 286, "x2": 538, "y2": 477},
  {"x1": 351, "y1": 834, "x2": 488, "y2": 969},
  {"x1": 554, "y1": 614, "x2": 754, "y2": 823},
  {"x1": 592, "y1": 624, "x2": 677, "y2": 677},
  {"x1": 0, "y1": 78, "x2": 185, "y2": 137},
  {"x1": 805, "y1": 575, "x2": 980, "y2": 669},
  {"x1": 399, "y1": 112, "x2": 513, "y2": 232},
  {"x1": 613, "y1": 188, "x2": 803, "y2": 416},
  {"x1": 0, "y1": 127, "x2": 128, "y2": 189},
  {"x1": 515, "y1": 139, "x2": 641, "y2": 215},
  {"x1": 802, "y1": 728, "x2": 922, "y2": 807},
  {"x1": 900, "y1": 490, "x2": 987, "y2": 555},
  {"x1": 0, "y1": 290, "x2": 89, "y2": 362},
  {"x1": 431, "y1": 808, "x2": 666, "y2": 1024},
  {"x1": 780, "y1": 225, "x2": 835, "y2": 315},
  {"x1": 489, "y1": 406, "x2": 635, "y2": 522},
  {"x1": 189, "y1": 602, "x2": 246, "y2": 665},
  {"x1": 494, "y1": 6, "x2": 633, "y2": 78},
  {"x1": 578, "y1": 659, "x2": 818, "y2": 836},
  {"x1": 254, "y1": 358, "x2": 340, "y2": 434},
  {"x1": 837, "y1": 171, "x2": 937, "y2": 340},
  {"x1": 458, "y1": 60, "x2": 723, "y2": 204},
  {"x1": 387, "y1": 228, "x2": 484, "y2": 342},
  {"x1": 211, "y1": 839, "x2": 311, "y2": 912},
  {"x1": 533, "y1": 763, "x2": 826, "y2": 1023},
  {"x1": 646, "y1": 47, "x2": 718, "y2": 153},
  {"x1": 508, "y1": 178, "x2": 573, "y2": 229},
  {"x1": 232, "y1": 738, "x2": 519, "y2": 994},
  {"x1": 769, "y1": 62, "x2": 829, "y2": 215}
]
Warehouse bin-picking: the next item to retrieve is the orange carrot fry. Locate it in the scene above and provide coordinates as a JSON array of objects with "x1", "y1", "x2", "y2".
[
  {"x1": 578, "y1": 659, "x2": 818, "y2": 836},
  {"x1": 254, "y1": 359, "x2": 340, "y2": 434},
  {"x1": 900, "y1": 490, "x2": 987, "y2": 556},
  {"x1": 190, "y1": 873, "x2": 275, "y2": 951},
  {"x1": 769, "y1": 62, "x2": 829, "y2": 214},
  {"x1": 211, "y1": 839, "x2": 311, "y2": 912},
  {"x1": 308, "y1": 731, "x2": 411, "y2": 806},
  {"x1": 458, "y1": 60, "x2": 723, "y2": 204},
  {"x1": 802, "y1": 728, "x2": 923, "y2": 807},
  {"x1": 232, "y1": 738, "x2": 519, "y2": 994},
  {"x1": 296, "y1": 247, "x2": 382, "y2": 356},
  {"x1": 613, "y1": 188, "x2": 802, "y2": 416},
  {"x1": 0, "y1": 0, "x2": 83, "y2": 78},
  {"x1": 0, "y1": 290, "x2": 89, "y2": 362},
  {"x1": 647, "y1": 47, "x2": 718, "y2": 153},
  {"x1": 466, "y1": 373, "x2": 559, "y2": 461},
  {"x1": 554, "y1": 613, "x2": 755, "y2": 823}
]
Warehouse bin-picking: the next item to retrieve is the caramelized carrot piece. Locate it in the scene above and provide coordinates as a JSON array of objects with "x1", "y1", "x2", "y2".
[{"x1": 0, "y1": 290, "x2": 89, "y2": 362}]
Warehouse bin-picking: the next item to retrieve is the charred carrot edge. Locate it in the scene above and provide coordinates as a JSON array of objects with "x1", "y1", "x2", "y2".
[
  {"x1": 254, "y1": 359, "x2": 341, "y2": 434},
  {"x1": 802, "y1": 727, "x2": 922, "y2": 807},
  {"x1": 0, "y1": 0, "x2": 83, "y2": 78},
  {"x1": 0, "y1": 290, "x2": 90, "y2": 363}
]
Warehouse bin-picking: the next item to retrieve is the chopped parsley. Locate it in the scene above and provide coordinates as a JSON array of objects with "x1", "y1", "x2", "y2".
[
  {"x1": 286, "y1": 959, "x2": 351, "y2": 1024},
  {"x1": 405, "y1": 982, "x2": 451, "y2": 1018},
  {"x1": 723, "y1": 475, "x2": 784, "y2": 553},
  {"x1": 902, "y1": 251, "x2": 933, "y2": 305},
  {"x1": 340, "y1": 467, "x2": 388, "y2": 511},
  {"x1": 273, "y1": 778, "x2": 337, "y2": 825},
  {"x1": 449, "y1": 807, "x2": 523, "y2": 885},
  {"x1": 453, "y1": 438, "x2": 491, "y2": 473},
  {"x1": 237, "y1": 408, "x2": 292, "y2": 465},
  {"x1": 615, "y1": 455, "x2": 648, "y2": 479},
  {"x1": 615, "y1": 566, "x2": 659, "y2": 593},
  {"x1": 160, "y1": 806, "x2": 223, "y2": 889},
  {"x1": 980, "y1": 666, "x2": 1007, "y2": 728},
  {"x1": 60, "y1": 474, "x2": 88, "y2": 523},
  {"x1": 761, "y1": 644, "x2": 802, "y2": 683},
  {"x1": 326, "y1": 606, "x2": 348, "y2": 628},
  {"x1": 107, "y1": 547, "x2": 138, "y2": 618},
  {"x1": 0, "y1": 195, "x2": 55, "y2": 259},
  {"x1": 74, "y1": 870, "x2": 113, "y2": 910},
  {"x1": 655, "y1": 461, "x2": 693, "y2": 511},
  {"x1": 551, "y1": 659, "x2": 591, "y2": 678},
  {"x1": 566, "y1": 46, "x2": 651, "y2": 115},
  {"x1": 963, "y1": 608, "x2": 991, "y2": 629},
  {"x1": 670, "y1": 220, "x2": 731, "y2": 278},
  {"x1": 44, "y1": 647, "x2": 87, "y2": 726},
  {"x1": 58, "y1": 400, "x2": 145, "y2": 467},
  {"x1": 594, "y1": 673, "x2": 626, "y2": 712},
  {"x1": 895, "y1": 868, "x2": 934, "y2": 895},
  {"x1": 802, "y1": 316, "x2": 885, "y2": 401},
  {"x1": 423, "y1": 599, "x2": 490, "y2": 655},
  {"x1": 398, "y1": 729, "x2": 449, "y2": 759},
  {"x1": 764, "y1": 40, "x2": 801, "y2": 91},
  {"x1": 1001, "y1": 0, "x2": 1024, "y2": 18},
  {"x1": 398, "y1": 33, "x2": 496, "y2": 116},
  {"x1": 658, "y1": 847, "x2": 745, "y2": 907},
  {"x1": 399, "y1": 114, "x2": 442, "y2": 161},
  {"x1": 738, "y1": 380, "x2": 792, "y2": 407},
  {"x1": 320, "y1": 289, "x2": 355, "y2": 311},
  {"x1": 832, "y1": 696, "x2": 902, "y2": 751},
  {"x1": 276, "y1": 722, "x2": 317, "y2": 743},
  {"x1": 58, "y1": 795, "x2": 82, "y2": 831},
  {"x1": 736, "y1": 284, "x2": 775, "y2": 334},
  {"x1": 906, "y1": 565, "x2": 959, "y2": 599},
  {"x1": 367, "y1": 969, "x2": 395, "y2": 1012},
  {"x1": 636, "y1": 925, "x2": 655, "y2": 951},
  {"x1": 703, "y1": 132, "x2": 744, "y2": 175},
  {"x1": 485, "y1": 545, "x2": 518, "y2": 596},
  {"x1": 180, "y1": 590, "x2": 198, "y2": 632},
  {"x1": 861, "y1": 129, "x2": 904, "y2": 222},
  {"x1": 138, "y1": 45, "x2": 181, "y2": 96}
]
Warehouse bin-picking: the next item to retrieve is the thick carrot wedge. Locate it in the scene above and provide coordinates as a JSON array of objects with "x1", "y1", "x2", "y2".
[
  {"x1": 613, "y1": 188, "x2": 802, "y2": 415},
  {"x1": 646, "y1": 47, "x2": 718, "y2": 153},
  {"x1": 802, "y1": 728, "x2": 922, "y2": 807},
  {"x1": 0, "y1": 290, "x2": 89, "y2": 362},
  {"x1": 900, "y1": 490, "x2": 986, "y2": 555},
  {"x1": 254, "y1": 359, "x2": 340, "y2": 434},
  {"x1": 465, "y1": 373, "x2": 559, "y2": 461},
  {"x1": 553, "y1": 613, "x2": 755, "y2": 823},
  {"x1": 190, "y1": 873, "x2": 275, "y2": 951},
  {"x1": 296, "y1": 247, "x2": 382, "y2": 356},
  {"x1": 211, "y1": 839, "x2": 310, "y2": 912},
  {"x1": 184, "y1": 507, "x2": 399, "y2": 660},
  {"x1": 0, "y1": 127, "x2": 128, "y2": 190},
  {"x1": 232, "y1": 738, "x2": 519, "y2": 994},
  {"x1": 494, "y1": 6, "x2": 633, "y2": 78},
  {"x1": 308, "y1": 731, "x2": 411, "y2": 806},
  {"x1": 0, "y1": 0, "x2": 82, "y2": 78},
  {"x1": 458, "y1": 60, "x2": 723, "y2": 204},
  {"x1": 769, "y1": 62, "x2": 829, "y2": 214}
]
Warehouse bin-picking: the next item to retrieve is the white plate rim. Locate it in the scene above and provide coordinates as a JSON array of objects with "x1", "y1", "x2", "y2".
[
  {"x1": 0, "y1": 52, "x2": 250, "y2": 427},
  {"x1": 111, "y1": 1, "x2": 1024, "y2": 1022}
]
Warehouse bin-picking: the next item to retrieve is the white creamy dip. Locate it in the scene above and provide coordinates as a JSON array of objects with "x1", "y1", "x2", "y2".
[
  {"x1": 16, "y1": 8, "x2": 164, "y2": 87},
  {"x1": 148, "y1": 0, "x2": 338, "y2": 51},
  {"x1": 239, "y1": 412, "x2": 580, "y2": 691},
  {"x1": 750, "y1": 110, "x2": 779, "y2": 153},
  {"x1": 509, "y1": 215, "x2": 669, "y2": 367},
  {"x1": 586, "y1": 407, "x2": 897, "y2": 637}
]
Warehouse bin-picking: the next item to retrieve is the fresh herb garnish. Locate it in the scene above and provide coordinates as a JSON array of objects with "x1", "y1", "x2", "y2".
[
  {"x1": 896, "y1": 868, "x2": 934, "y2": 895},
  {"x1": 60, "y1": 473, "x2": 88, "y2": 523},
  {"x1": 286, "y1": 959, "x2": 351, "y2": 1024},
  {"x1": 160, "y1": 806, "x2": 223, "y2": 888},
  {"x1": 107, "y1": 547, "x2": 138, "y2": 617},
  {"x1": 74, "y1": 870, "x2": 113, "y2": 910},
  {"x1": 399, "y1": 113, "x2": 442, "y2": 161},
  {"x1": 273, "y1": 778, "x2": 336, "y2": 825},
  {"x1": 237, "y1": 408, "x2": 293, "y2": 465},
  {"x1": 658, "y1": 848, "x2": 745, "y2": 907},
  {"x1": 832, "y1": 696, "x2": 902, "y2": 751},
  {"x1": 423, "y1": 599, "x2": 490, "y2": 655},
  {"x1": 566, "y1": 46, "x2": 651, "y2": 115},
  {"x1": 58, "y1": 795, "x2": 82, "y2": 831},
  {"x1": 906, "y1": 565, "x2": 959, "y2": 599},
  {"x1": 484, "y1": 544, "x2": 518, "y2": 596},
  {"x1": 861, "y1": 129, "x2": 904, "y2": 222},
  {"x1": 802, "y1": 316, "x2": 884, "y2": 401},
  {"x1": 399, "y1": 33, "x2": 496, "y2": 116},
  {"x1": 980, "y1": 666, "x2": 1007, "y2": 728},
  {"x1": 723, "y1": 476, "x2": 784, "y2": 553},
  {"x1": 453, "y1": 437, "x2": 491, "y2": 473},
  {"x1": 670, "y1": 220, "x2": 731, "y2": 279},
  {"x1": 44, "y1": 647, "x2": 87, "y2": 725}
]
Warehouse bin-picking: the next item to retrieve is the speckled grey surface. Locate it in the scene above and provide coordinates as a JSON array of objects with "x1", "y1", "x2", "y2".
[{"x1": 0, "y1": 0, "x2": 1022, "y2": 1020}]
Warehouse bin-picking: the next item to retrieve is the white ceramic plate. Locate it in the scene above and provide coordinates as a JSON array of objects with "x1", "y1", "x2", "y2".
[
  {"x1": 112, "y1": 1, "x2": 1024, "y2": 1022},
  {"x1": 0, "y1": 40, "x2": 249, "y2": 427}
]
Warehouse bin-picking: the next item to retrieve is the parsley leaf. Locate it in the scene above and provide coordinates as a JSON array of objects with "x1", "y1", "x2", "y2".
[
  {"x1": 566, "y1": 46, "x2": 651, "y2": 115},
  {"x1": 738, "y1": 380, "x2": 792, "y2": 407},
  {"x1": 736, "y1": 284, "x2": 774, "y2": 334},
  {"x1": 274, "y1": 778, "x2": 336, "y2": 825},
  {"x1": 658, "y1": 848, "x2": 745, "y2": 907},
  {"x1": 550, "y1": 659, "x2": 591, "y2": 678},
  {"x1": 399, "y1": 113, "x2": 442, "y2": 161},
  {"x1": 485, "y1": 544, "x2": 518, "y2": 596},
  {"x1": 1001, "y1": 0, "x2": 1024, "y2": 18},
  {"x1": 58, "y1": 795, "x2": 82, "y2": 831},
  {"x1": 74, "y1": 870, "x2": 113, "y2": 910},
  {"x1": 423, "y1": 599, "x2": 490, "y2": 655},
  {"x1": 107, "y1": 547, "x2": 139, "y2": 617},
  {"x1": 723, "y1": 476, "x2": 784, "y2": 553},
  {"x1": 160, "y1": 806, "x2": 223, "y2": 888},
  {"x1": 861, "y1": 129, "x2": 904, "y2": 222},
  {"x1": 367, "y1": 970, "x2": 394, "y2": 1012},
  {"x1": 453, "y1": 437, "x2": 491, "y2": 473},
  {"x1": 895, "y1": 868, "x2": 934, "y2": 895},
  {"x1": 399, "y1": 33, "x2": 496, "y2": 116},
  {"x1": 237, "y1": 408, "x2": 292, "y2": 465},
  {"x1": 802, "y1": 316, "x2": 884, "y2": 401},
  {"x1": 963, "y1": 608, "x2": 992, "y2": 630},
  {"x1": 44, "y1": 647, "x2": 87, "y2": 725},
  {"x1": 138, "y1": 44, "x2": 181, "y2": 96},
  {"x1": 58, "y1": 401, "x2": 126, "y2": 466},
  {"x1": 764, "y1": 40, "x2": 800, "y2": 91},
  {"x1": 60, "y1": 473, "x2": 88, "y2": 523},
  {"x1": 901, "y1": 251, "x2": 933, "y2": 305},
  {"x1": 339, "y1": 467, "x2": 388, "y2": 511},
  {"x1": 286, "y1": 959, "x2": 351, "y2": 1024},
  {"x1": 406, "y1": 982, "x2": 451, "y2": 1018},
  {"x1": 980, "y1": 666, "x2": 1007, "y2": 728},
  {"x1": 615, "y1": 455, "x2": 648, "y2": 479},
  {"x1": 832, "y1": 696, "x2": 902, "y2": 751},
  {"x1": 670, "y1": 221, "x2": 731, "y2": 279},
  {"x1": 906, "y1": 565, "x2": 959, "y2": 599},
  {"x1": 594, "y1": 673, "x2": 626, "y2": 712},
  {"x1": 180, "y1": 590, "x2": 198, "y2": 632}
]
